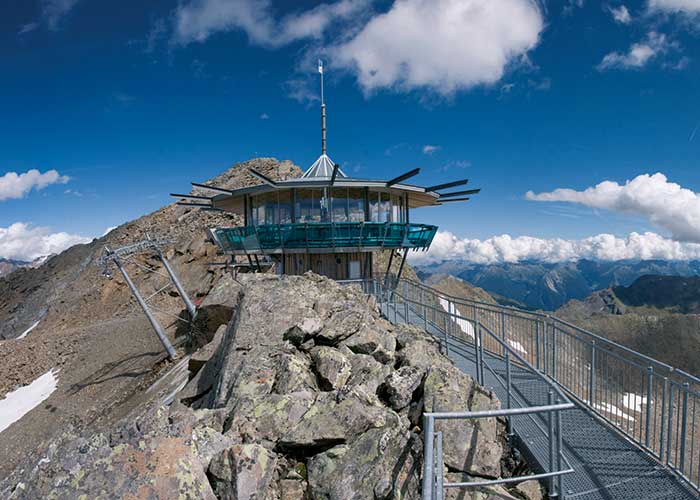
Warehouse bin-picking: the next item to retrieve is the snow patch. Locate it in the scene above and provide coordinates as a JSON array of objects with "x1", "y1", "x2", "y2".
[
  {"x1": 16, "y1": 320, "x2": 40, "y2": 340},
  {"x1": 439, "y1": 298, "x2": 474, "y2": 338},
  {"x1": 623, "y1": 393, "x2": 647, "y2": 413},
  {"x1": 0, "y1": 369, "x2": 59, "y2": 434},
  {"x1": 507, "y1": 339, "x2": 528, "y2": 355}
]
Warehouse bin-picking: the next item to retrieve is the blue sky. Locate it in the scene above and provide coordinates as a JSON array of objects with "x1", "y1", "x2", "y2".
[{"x1": 1, "y1": 0, "x2": 700, "y2": 262}]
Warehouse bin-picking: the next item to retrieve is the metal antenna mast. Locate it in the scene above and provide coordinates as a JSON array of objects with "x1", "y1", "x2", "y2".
[{"x1": 319, "y1": 59, "x2": 326, "y2": 155}]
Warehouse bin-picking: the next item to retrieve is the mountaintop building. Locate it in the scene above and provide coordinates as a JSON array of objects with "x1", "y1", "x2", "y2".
[{"x1": 173, "y1": 62, "x2": 478, "y2": 281}]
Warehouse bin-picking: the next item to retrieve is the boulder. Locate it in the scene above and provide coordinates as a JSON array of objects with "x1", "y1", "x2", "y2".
[
  {"x1": 379, "y1": 365, "x2": 423, "y2": 410},
  {"x1": 423, "y1": 366, "x2": 502, "y2": 477},
  {"x1": 311, "y1": 346, "x2": 352, "y2": 390},
  {"x1": 515, "y1": 480, "x2": 543, "y2": 500},
  {"x1": 443, "y1": 474, "x2": 519, "y2": 500},
  {"x1": 341, "y1": 322, "x2": 396, "y2": 364},
  {"x1": 208, "y1": 444, "x2": 277, "y2": 500},
  {"x1": 307, "y1": 422, "x2": 419, "y2": 500},
  {"x1": 284, "y1": 315, "x2": 324, "y2": 346},
  {"x1": 315, "y1": 308, "x2": 366, "y2": 343},
  {"x1": 278, "y1": 390, "x2": 393, "y2": 452}
]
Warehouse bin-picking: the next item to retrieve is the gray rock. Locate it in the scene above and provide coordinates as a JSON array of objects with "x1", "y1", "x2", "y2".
[
  {"x1": 345, "y1": 351, "x2": 393, "y2": 394},
  {"x1": 341, "y1": 322, "x2": 396, "y2": 364},
  {"x1": 443, "y1": 475, "x2": 519, "y2": 500},
  {"x1": 424, "y1": 366, "x2": 502, "y2": 477},
  {"x1": 380, "y1": 365, "x2": 423, "y2": 410},
  {"x1": 307, "y1": 421, "x2": 419, "y2": 500},
  {"x1": 278, "y1": 390, "x2": 393, "y2": 451},
  {"x1": 311, "y1": 346, "x2": 352, "y2": 390},
  {"x1": 515, "y1": 480, "x2": 543, "y2": 500},
  {"x1": 274, "y1": 351, "x2": 318, "y2": 394},
  {"x1": 284, "y1": 315, "x2": 324, "y2": 346},
  {"x1": 208, "y1": 443, "x2": 278, "y2": 500},
  {"x1": 315, "y1": 308, "x2": 366, "y2": 343}
]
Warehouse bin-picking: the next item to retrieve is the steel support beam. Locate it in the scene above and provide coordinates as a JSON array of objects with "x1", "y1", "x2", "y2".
[
  {"x1": 157, "y1": 248, "x2": 197, "y2": 320},
  {"x1": 109, "y1": 248, "x2": 177, "y2": 360}
]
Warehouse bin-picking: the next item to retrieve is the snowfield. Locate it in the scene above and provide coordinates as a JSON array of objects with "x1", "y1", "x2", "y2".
[{"x1": 0, "y1": 369, "x2": 59, "y2": 434}]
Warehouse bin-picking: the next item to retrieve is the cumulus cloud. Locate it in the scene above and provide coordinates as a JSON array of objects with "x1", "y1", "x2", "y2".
[
  {"x1": 0, "y1": 223, "x2": 90, "y2": 262},
  {"x1": 331, "y1": 0, "x2": 543, "y2": 95},
  {"x1": 526, "y1": 173, "x2": 700, "y2": 242},
  {"x1": 597, "y1": 31, "x2": 673, "y2": 70},
  {"x1": 0, "y1": 169, "x2": 70, "y2": 201},
  {"x1": 173, "y1": 0, "x2": 371, "y2": 46},
  {"x1": 648, "y1": 0, "x2": 700, "y2": 14},
  {"x1": 422, "y1": 145, "x2": 441, "y2": 155},
  {"x1": 42, "y1": 0, "x2": 81, "y2": 30},
  {"x1": 409, "y1": 230, "x2": 700, "y2": 265},
  {"x1": 609, "y1": 5, "x2": 632, "y2": 23}
]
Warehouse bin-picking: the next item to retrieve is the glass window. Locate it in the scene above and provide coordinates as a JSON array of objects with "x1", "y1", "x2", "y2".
[
  {"x1": 379, "y1": 192, "x2": 391, "y2": 222},
  {"x1": 278, "y1": 190, "x2": 292, "y2": 224},
  {"x1": 295, "y1": 189, "x2": 328, "y2": 223},
  {"x1": 391, "y1": 194, "x2": 400, "y2": 222},
  {"x1": 369, "y1": 191, "x2": 379, "y2": 221},
  {"x1": 348, "y1": 188, "x2": 365, "y2": 222},
  {"x1": 331, "y1": 188, "x2": 349, "y2": 222},
  {"x1": 261, "y1": 191, "x2": 277, "y2": 224}
]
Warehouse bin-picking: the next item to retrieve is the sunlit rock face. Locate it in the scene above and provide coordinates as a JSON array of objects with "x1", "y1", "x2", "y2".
[{"x1": 2, "y1": 273, "x2": 520, "y2": 500}]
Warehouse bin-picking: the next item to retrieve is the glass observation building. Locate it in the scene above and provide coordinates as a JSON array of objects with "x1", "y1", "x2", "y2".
[{"x1": 173, "y1": 63, "x2": 478, "y2": 281}]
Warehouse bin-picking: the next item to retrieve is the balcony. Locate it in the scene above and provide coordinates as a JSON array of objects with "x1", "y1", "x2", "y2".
[{"x1": 211, "y1": 222, "x2": 438, "y2": 254}]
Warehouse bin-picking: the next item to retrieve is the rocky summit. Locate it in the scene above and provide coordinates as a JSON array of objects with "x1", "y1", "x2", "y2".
[{"x1": 2, "y1": 272, "x2": 538, "y2": 500}]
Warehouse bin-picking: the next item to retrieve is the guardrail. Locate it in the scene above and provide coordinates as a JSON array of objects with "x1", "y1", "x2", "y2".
[
  {"x1": 345, "y1": 279, "x2": 576, "y2": 499},
  {"x1": 375, "y1": 277, "x2": 700, "y2": 495},
  {"x1": 212, "y1": 222, "x2": 437, "y2": 254}
]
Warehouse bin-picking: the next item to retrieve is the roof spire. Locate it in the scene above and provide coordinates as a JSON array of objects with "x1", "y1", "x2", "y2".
[
  {"x1": 302, "y1": 60, "x2": 346, "y2": 179},
  {"x1": 319, "y1": 59, "x2": 326, "y2": 156}
]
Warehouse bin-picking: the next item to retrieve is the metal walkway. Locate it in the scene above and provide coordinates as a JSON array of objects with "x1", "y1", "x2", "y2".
[{"x1": 374, "y1": 284, "x2": 700, "y2": 500}]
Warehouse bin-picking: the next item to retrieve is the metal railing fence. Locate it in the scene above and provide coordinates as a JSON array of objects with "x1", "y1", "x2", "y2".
[
  {"x1": 353, "y1": 279, "x2": 576, "y2": 499},
  {"x1": 370, "y1": 277, "x2": 700, "y2": 494}
]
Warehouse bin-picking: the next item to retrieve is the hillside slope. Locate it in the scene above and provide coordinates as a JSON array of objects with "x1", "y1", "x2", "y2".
[{"x1": 0, "y1": 157, "x2": 302, "y2": 478}]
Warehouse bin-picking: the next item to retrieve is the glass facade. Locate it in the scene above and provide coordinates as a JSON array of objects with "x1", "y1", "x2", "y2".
[{"x1": 249, "y1": 187, "x2": 407, "y2": 225}]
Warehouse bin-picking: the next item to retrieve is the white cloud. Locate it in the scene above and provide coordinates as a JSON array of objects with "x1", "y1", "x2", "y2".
[
  {"x1": 173, "y1": 0, "x2": 371, "y2": 46},
  {"x1": 332, "y1": 0, "x2": 543, "y2": 95},
  {"x1": 0, "y1": 169, "x2": 70, "y2": 201},
  {"x1": 648, "y1": 0, "x2": 700, "y2": 14},
  {"x1": 526, "y1": 173, "x2": 700, "y2": 242},
  {"x1": 609, "y1": 5, "x2": 632, "y2": 23},
  {"x1": 409, "y1": 230, "x2": 700, "y2": 265},
  {"x1": 18, "y1": 22, "x2": 39, "y2": 36},
  {"x1": 597, "y1": 31, "x2": 672, "y2": 70},
  {"x1": 42, "y1": 0, "x2": 80, "y2": 30},
  {"x1": 422, "y1": 145, "x2": 441, "y2": 155},
  {"x1": 0, "y1": 223, "x2": 90, "y2": 262},
  {"x1": 260, "y1": 113, "x2": 270, "y2": 120}
]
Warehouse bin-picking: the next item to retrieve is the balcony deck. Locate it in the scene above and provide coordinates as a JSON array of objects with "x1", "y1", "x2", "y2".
[{"x1": 211, "y1": 222, "x2": 437, "y2": 254}]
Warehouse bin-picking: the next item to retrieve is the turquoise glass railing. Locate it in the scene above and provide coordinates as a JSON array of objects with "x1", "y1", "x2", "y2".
[{"x1": 212, "y1": 222, "x2": 437, "y2": 253}]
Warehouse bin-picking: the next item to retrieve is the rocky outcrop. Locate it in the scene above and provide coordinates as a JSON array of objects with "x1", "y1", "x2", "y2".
[{"x1": 4, "y1": 273, "x2": 527, "y2": 500}]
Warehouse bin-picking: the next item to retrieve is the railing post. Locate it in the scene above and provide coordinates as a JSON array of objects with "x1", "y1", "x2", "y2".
[
  {"x1": 548, "y1": 390, "x2": 557, "y2": 498},
  {"x1": 556, "y1": 398, "x2": 564, "y2": 499},
  {"x1": 544, "y1": 317, "x2": 549, "y2": 376},
  {"x1": 666, "y1": 384, "x2": 675, "y2": 465},
  {"x1": 422, "y1": 415, "x2": 435, "y2": 500},
  {"x1": 421, "y1": 288, "x2": 427, "y2": 330},
  {"x1": 506, "y1": 350, "x2": 513, "y2": 437},
  {"x1": 501, "y1": 311, "x2": 507, "y2": 358},
  {"x1": 660, "y1": 377, "x2": 668, "y2": 462},
  {"x1": 680, "y1": 383, "x2": 689, "y2": 474},
  {"x1": 552, "y1": 319, "x2": 558, "y2": 380},
  {"x1": 535, "y1": 320, "x2": 541, "y2": 371},
  {"x1": 645, "y1": 366, "x2": 653, "y2": 449},
  {"x1": 589, "y1": 341, "x2": 596, "y2": 406},
  {"x1": 435, "y1": 431, "x2": 444, "y2": 500}
]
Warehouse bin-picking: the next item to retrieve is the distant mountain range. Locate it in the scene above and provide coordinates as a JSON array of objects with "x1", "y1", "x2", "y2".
[
  {"x1": 0, "y1": 256, "x2": 54, "y2": 279},
  {"x1": 415, "y1": 259, "x2": 700, "y2": 311}
]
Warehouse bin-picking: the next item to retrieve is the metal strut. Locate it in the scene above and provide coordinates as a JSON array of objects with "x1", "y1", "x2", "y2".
[
  {"x1": 99, "y1": 236, "x2": 198, "y2": 360},
  {"x1": 105, "y1": 246, "x2": 177, "y2": 360}
]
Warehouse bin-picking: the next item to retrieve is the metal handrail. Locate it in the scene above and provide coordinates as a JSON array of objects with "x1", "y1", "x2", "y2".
[{"x1": 374, "y1": 277, "x2": 700, "y2": 495}]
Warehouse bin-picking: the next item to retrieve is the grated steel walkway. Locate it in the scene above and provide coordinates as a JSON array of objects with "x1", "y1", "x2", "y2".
[{"x1": 381, "y1": 300, "x2": 699, "y2": 500}]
